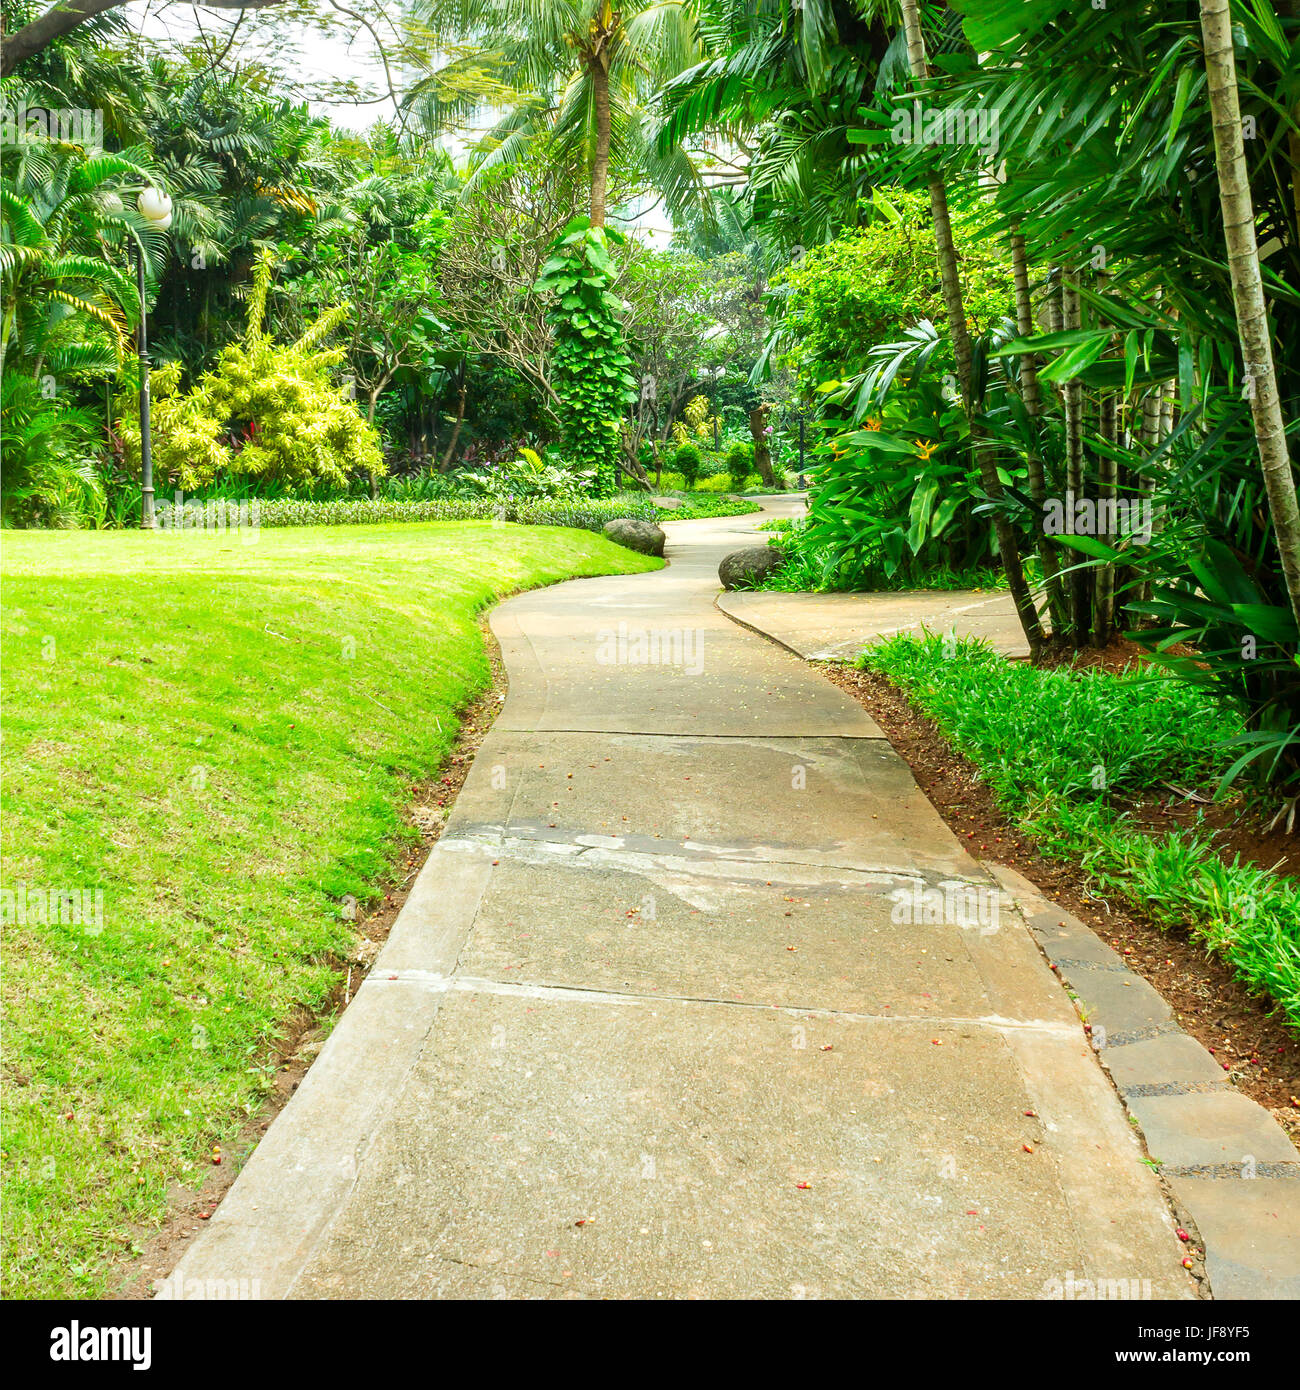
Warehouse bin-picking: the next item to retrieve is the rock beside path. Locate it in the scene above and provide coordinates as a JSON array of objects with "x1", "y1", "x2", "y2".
[
  {"x1": 604, "y1": 517, "x2": 666, "y2": 556},
  {"x1": 719, "y1": 544, "x2": 783, "y2": 590}
]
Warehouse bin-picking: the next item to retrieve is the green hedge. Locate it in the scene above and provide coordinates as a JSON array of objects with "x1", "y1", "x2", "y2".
[{"x1": 258, "y1": 494, "x2": 659, "y2": 532}]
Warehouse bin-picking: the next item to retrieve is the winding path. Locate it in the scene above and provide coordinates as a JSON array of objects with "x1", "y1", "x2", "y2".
[{"x1": 173, "y1": 499, "x2": 1189, "y2": 1299}]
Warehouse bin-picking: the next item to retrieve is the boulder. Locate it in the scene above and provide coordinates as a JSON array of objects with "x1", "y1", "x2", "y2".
[
  {"x1": 603, "y1": 517, "x2": 666, "y2": 557},
  {"x1": 719, "y1": 545, "x2": 783, "y2": 590}
]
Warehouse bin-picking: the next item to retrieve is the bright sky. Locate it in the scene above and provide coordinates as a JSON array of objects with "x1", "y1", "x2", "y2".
[
  {"x1": 134, "y1": 1, "x2": 403, "y2": 131},
  {"x1": 132, "y1": 1, "x2": 673, "y2": 243}
]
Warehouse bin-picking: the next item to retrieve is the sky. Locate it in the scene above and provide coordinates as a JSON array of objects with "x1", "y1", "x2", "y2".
[{"x1": 133, "y1": 1, "x2": 673, "y2": 243}]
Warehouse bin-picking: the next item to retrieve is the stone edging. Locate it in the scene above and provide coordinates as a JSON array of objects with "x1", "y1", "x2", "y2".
[{"x1": 986, "y1": 862, "x2": 1300, "y2": 1301}]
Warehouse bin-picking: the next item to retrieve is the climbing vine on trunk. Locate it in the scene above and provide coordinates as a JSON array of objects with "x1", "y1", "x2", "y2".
[{"x1": 536, "y1": 216, "x2": 637, "y2": 496}]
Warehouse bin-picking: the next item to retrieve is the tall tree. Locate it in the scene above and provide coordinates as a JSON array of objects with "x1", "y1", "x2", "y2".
[
  {"x1": 1009, "y1": 226, "x2": 1066, "y2": 630},
  {"x1": 426, "y1": 0, "x2": 704, "y2": 229},
  {"x1": 1199, "y1": 0, "x2": 1300, "y2": 633},
  {"x1": 897, "y1": 0, "x2": 1043, "y2": 656}
]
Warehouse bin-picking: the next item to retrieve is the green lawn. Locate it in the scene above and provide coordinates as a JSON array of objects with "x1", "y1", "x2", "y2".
[{"x1": 0, "y1": 521, "x2": 661, "y2": 1298}]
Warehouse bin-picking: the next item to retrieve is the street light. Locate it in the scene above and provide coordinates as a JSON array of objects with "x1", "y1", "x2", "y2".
[{"x1": 132, "y1": 187, "x2": 173, "y2": 530}]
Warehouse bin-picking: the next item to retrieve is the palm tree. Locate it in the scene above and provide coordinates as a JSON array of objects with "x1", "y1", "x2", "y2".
[
  {"x1": 658, "y1": 0, "x2": 894, "y2": 247},
  {"x1": 0, "y1": 142, "x2": 147, "y2": 525},
  {"x1": 896, "y1": 0, "x2": 1044, "y2": 657},
  {"x1": 419, "y1": 0, "x2": 704, "y2": 228},
  {"x1": 1199, "y1": 0, "x2": 1300, "y2": 633},
  {"x1": 1, "y1": 142, "x2": 145, "y2": 376}
]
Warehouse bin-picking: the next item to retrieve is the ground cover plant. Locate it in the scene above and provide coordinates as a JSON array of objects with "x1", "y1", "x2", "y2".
[{"x1": 860, "y1": 634, "x2": 1300, "y2": 1027}]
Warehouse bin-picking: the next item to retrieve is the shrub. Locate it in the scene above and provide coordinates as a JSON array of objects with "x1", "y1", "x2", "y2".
[
  {"x1": 1, "y1": 374, "x2": 105, "y2": 527},
  {"x1": 696, "y1": 450, "x2": 725, "y2": 479},
  {"x1": 725, "y1": 440, "x2": 753, "y2": 491},
  {"x1": 453, "y1": 449, "x2": 594, "y2": 504},
  {"x1": 256, "y1": 492, "x2": 659, "y2": 533},
  {"x1": 673, "y1": 440, "x2": 703, "y2": 488},
  {"x1": 116, "y1": 250, "x2": 383, "y2": 491}
]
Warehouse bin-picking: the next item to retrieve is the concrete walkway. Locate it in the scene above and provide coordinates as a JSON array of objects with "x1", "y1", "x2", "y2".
[
  {"x1": 714, "y1": 492, "x2": 1030, "y2": 661},
  {"x1": 173, "y1": 499, "x2": 1189, "y2": 1300}
]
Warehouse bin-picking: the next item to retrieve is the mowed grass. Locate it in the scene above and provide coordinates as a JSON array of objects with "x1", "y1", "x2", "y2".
[{"x1": 0, "y1": 521, "x2": 661, "y2": 1298}]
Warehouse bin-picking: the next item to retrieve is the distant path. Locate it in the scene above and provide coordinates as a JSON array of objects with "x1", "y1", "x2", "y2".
[
  {"x1": 172, "y1": 499, "x2": 1188, "y2": 1299},
  {"x1": 716, "y1": 506, "x2": 1028, "y2": 660}
]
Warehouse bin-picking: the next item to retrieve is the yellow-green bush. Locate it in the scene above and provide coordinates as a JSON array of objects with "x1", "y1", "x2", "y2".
[{"x1": 117, "y1": 251, "x2": 382, "y2": 491}]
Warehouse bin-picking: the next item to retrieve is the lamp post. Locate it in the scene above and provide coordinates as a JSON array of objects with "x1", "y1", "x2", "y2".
[{"x1": 132, "y1": 187, "x2": 173, "y2": 530}]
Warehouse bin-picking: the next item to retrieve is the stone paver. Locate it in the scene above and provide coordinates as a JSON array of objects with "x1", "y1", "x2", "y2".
[
  {"x1": 170, "y1": 499, "x2": 1192, "y2": 1300},
  {"x1": 988, "y1": 864, "x2": 1300, "y2": 1301}
]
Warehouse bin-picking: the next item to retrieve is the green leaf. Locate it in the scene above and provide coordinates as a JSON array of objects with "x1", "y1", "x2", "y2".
[{"x1": 1037, "y1": 333, "x2": 1111, "y2": 384}]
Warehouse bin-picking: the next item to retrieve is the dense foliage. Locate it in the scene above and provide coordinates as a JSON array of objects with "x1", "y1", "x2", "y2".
[
  {"x1": 535, "y1": 218, "x2": 638, "y2": 495},
  {"x1": 116, "y1": 251, "x2": 384, "y2": 490}
]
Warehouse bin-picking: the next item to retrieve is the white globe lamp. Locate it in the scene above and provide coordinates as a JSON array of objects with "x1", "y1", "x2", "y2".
[{"x1": 137, "y1": 187, "x2": 173, "y2": 230}]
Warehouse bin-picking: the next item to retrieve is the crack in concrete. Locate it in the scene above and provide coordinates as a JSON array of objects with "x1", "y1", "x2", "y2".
[
  {"x1": 362, "y1": 968, "x2": 1080, "y2": 1037},
  {"x1": 438, "y1": 830, "x2": 992, "y2": 891}
]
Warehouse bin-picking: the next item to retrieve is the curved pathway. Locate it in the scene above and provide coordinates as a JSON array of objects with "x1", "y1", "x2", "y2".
[{"x1": 172, "y1": 500, "x2": 1189, "y2": 1299}]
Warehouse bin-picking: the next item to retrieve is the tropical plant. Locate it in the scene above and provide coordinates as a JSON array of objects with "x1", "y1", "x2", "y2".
[
  {"x1": 423, "y1": 0, "x2": 705, "y2": 229},
  {"x1": 0, "y1": 140, "x2": 145, "y2": 375},
  {"x1": 672, "y1": 438, "x2": 703, "y2": 487},
  {"x1": 0, "y1": 372, "x2": 104, "y2": 525},
  {"x1": 115, "y1": 249, "x2": 381, "y2": 490},
  {"x1": 453, "y1": 447, "x2": 594, "y2": 503},
  {"x1": 535, "y1": 215, "x2": 637, "y2": 494},
  {"x1": 725, "y1": 438, "x2": 753, "y2": 490}
]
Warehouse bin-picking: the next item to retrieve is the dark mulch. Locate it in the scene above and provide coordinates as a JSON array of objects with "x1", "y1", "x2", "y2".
[{"x1": 821, "y1": 659, "x2": 1300, "y2": 1144}]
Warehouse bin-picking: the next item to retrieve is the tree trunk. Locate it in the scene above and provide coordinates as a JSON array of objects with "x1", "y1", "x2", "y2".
[
  {"x1": 1061, "y1": 273, "x2": 1091, "y2": 642},
  {"x1": 899, "y1": 0, "x2": 1043, "y2": 658},
  {"x1": 1045, "y1": 268, "x2": 1063, "y2": 335},
  {"x1": 1200, "y1": 0, "x2": 1300, "y2": 633},
  {"x1": 1134, "y1": 387, "x2": 1165, "y2": 610},
  {"x1": 589, "y1": 55, "x2": 612, "y2": 229},
  {"x1": 366, "y1": 386, "x2": 382, "y2": 498},
  {"x1": 1095, "y1": 387, "x2": 1117, "y2": 646},
  {"x1": 1010, "y1": 228, "x2": 1066, "y2": 634},
  {"x1": 439, "y1": 379, "x2": 467, "y2": 471},
  {"x1": 750, "y1": 405, "x2": 775, "y2": 487}
]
